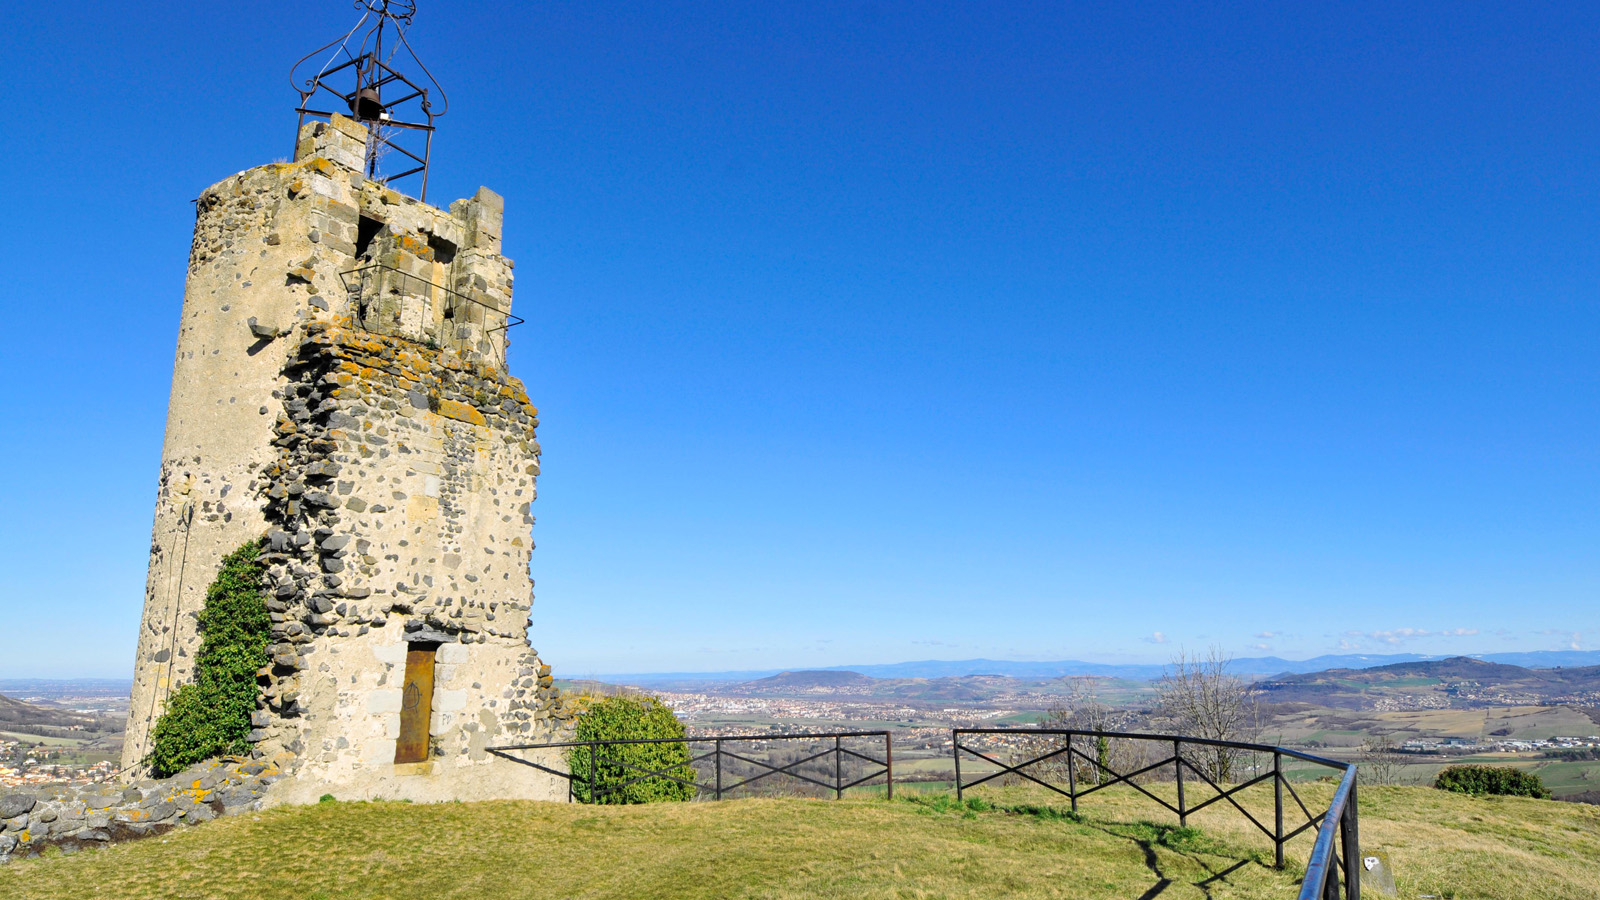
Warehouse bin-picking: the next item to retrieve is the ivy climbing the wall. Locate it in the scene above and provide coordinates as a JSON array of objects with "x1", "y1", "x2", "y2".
[{"x1": 147, "y1": 539, "x2": 271, "y2": 777}]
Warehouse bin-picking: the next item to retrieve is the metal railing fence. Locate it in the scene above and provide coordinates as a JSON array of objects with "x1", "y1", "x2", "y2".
[
  {"x1": 492, "y1": 726, "x2": 1357, "y2": 897},
  {"x1": 490, "y1": 731, "x2": 893, "y2": 804},
  {"x1": 338, "y1": 264, "x2": 523, "y2": 352},
  {"x1": 952, "y1": 728, "x2": 1360, "y2": 900}
]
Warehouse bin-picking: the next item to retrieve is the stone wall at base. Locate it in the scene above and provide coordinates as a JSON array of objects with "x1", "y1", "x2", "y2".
[
  {"x1": 0, "y1": 757, "x2": 281, "y2": 864},
  {"x1": 0, "y1": 744, "x2": 568, "y2": 864}
]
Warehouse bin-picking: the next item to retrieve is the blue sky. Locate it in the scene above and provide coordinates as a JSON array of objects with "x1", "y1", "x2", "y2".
[{"x1": 0, "y1": 2, "x2": 1595, "y2": 678}]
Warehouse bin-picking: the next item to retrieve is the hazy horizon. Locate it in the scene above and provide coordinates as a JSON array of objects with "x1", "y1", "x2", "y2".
[{"x1": 13, "y1": 647, "x2": 1600, "y2": 684}]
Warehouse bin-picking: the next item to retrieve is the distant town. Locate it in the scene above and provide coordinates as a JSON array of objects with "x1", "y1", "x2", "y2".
[
  {"x1": 1396, "y1": 735, "x2": 1600, "y2": 755},
  {"x1": 0, "y1": 738, "x2": 118, "y2": 788}
]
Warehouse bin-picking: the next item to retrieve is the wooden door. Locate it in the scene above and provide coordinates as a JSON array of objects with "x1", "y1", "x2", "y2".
[{"x1": 395, "y1": 643, "x2": 437, "y2": 764}]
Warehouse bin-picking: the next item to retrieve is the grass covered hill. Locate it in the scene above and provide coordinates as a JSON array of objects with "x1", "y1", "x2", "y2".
[
  {"x1": 2, "y1": 785, "x2": 1596, "y2": 899},
  {"x1": 1254, "y1": 656, "x2": 1600, "y2": 709},
  {"x1": 730, "y1": 670, "x2": 883, "y2": 693},
  {"x1": 723, "y1": 671, "x2": 1056, "y2": 704},
  {"x1": 0, "y1": 693, "x2": 118, "y2": 740}
]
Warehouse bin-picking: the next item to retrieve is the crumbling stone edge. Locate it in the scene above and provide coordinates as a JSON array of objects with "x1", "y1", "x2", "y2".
[{"x1": 0, "y1": 756, "x2": 282, "y2": 864}]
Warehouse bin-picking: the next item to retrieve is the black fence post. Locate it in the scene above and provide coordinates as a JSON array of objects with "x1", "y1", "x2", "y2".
[
  {"x1": 589, "y1": 741, "x2": 598, "y2": 804},
  {"x1": 1274, "y1": 750, "x2": 1285, "y2": 869},
  {"x1": 1343, "y1": 780, "x2": 1361, "y2": 900},
  {"x1": 954, "y1": 731, "x2": 964, "y2": 801},
  {"x1": 715, "y1": 737, "x2": 723, "y2": 801},
  {"x1": 1174, "y1": 738, "x2": 1186, "y2": 827},
  {"x1": 1066, "y1": 732, "x2": 1077, "y2": 814},
  {"x1": 885, "y1": 733, "x2": 894, "y2": 801},
  {"x1": 835, "y1": 735, "x2": 843, "y2": 800}
]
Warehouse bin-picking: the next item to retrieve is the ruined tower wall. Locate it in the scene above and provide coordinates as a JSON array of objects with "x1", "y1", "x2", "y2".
[
  {"x1": 126, "y1": 159, "x2": 326, "y2": 765},
  {"x1": 126, "y1": 115, "x2": 570, "y2": 801}
]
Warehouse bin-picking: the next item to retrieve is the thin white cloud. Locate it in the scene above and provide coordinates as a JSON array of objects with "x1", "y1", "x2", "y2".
[
  {"x1": 1354, "y1": 627, "x2": 1479, "y2": 645},
  {"x1": 1255, "y1": 631, "x2": 1279, "y2": 639},
  {"x1": 1539, "y1": 629, "x2": 1582, "y2": 651},
  {"x1": 1143, "y1": 632, "x2": 1168, "y2": 644}
]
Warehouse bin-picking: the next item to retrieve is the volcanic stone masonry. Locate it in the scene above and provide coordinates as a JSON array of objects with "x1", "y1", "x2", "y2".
[
  {"x1": 122, "y1": 113, "x2": 571, "y2": 804},
  {"x1": 0, "y1": 757, "x2": 282, "y2": 862}
]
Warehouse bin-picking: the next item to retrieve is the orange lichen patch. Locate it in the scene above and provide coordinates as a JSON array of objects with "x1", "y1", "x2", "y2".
[
  {"x1": 306, "y1": 158, "x2": 340, "y2": 178},
  {"x1": 436, "y1": 399, "x2": 487, "y2": 427},
  {"x1": 395, "y1": 233, "x2": 434, "y2": 260}
]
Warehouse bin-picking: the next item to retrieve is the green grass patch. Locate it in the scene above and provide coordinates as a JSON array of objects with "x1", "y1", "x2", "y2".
[{"x1": 2, "y1": 786, "x2": 1596, "y2": 899}]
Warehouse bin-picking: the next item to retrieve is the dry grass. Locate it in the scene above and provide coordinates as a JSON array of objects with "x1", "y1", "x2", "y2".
[
  {"x1": 966, "y1": 779, "x2": 1600, "y2": 900},
  {"x1": 1, "y1": 784, "x2": 1594, "y2": 899}
]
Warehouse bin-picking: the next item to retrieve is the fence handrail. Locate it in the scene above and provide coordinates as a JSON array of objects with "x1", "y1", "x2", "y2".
[
  {"x1": 1298, "y1": 762, "x2": 1358, "y2": 900},
  {"x1": 490, "y1": 729, "x2": 890, "y2": 751},
  {"x1": 953, "y1": 727, "x2": 1359, "y2": 900},
  {"x1": 952, "y1": 726, "x2": 1346, "y2": 770}
]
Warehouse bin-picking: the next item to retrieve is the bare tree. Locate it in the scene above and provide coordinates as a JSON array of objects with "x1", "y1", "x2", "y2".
[
  {"x1": 1010, "y1": 677, "x2": 1158, "y2": 787},
  {"x1": 1057, "y1": 676, "x2": 1123, "y2": 732},
  {"x1": 1358, "y1": 732, "x2": 1406, "y2": 786},
  {"x1": 1154, "y1": 648, "x2": 1260, "y2": 783},
  {"x1": 1058, "y1": 677, "x2": 1127, "y2": 784}
]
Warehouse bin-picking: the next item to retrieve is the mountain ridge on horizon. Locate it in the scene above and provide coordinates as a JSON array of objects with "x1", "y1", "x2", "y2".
[{"x1": 593, "y1": 649, "x2": 1600, "y2": 686}]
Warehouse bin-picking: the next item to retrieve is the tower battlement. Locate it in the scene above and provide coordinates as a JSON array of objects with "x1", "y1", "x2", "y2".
[{"x1": 125, "y1": 112, "x2": 569, "y2": 803}]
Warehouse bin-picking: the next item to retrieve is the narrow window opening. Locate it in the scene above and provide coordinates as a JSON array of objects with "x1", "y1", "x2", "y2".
[
  {"x1": 394, "y1": 641, "x2": 438, "y2": 764},
  {"x1": 427, "y1": 234, "x2": 457, "y2": 265},
  {"x1": 356, "y1": 215, "x2": 384, "y2": 260}
]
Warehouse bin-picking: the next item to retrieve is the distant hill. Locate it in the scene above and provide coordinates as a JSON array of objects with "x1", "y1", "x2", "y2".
[
  {"x1": 602, "y1": 650, "x2": 1600, "y2": 686},
  {"x1": 0, "y1": 692, "x2": 119, "y2": 738},
  {"x1": 718, "y1": 671, "x2": 1020, "y2": 705},
  {"x1": 737, "y1": 671, "x2": 879, "y2": 691},
  {"x1": 1256, "y1": 656, "x2": 1600, "y2": 709}
]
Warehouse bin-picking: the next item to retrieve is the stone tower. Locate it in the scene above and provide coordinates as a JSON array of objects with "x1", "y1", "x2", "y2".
[{"x1": 124, "y1": 113, "x2": 570, "y2": 802}]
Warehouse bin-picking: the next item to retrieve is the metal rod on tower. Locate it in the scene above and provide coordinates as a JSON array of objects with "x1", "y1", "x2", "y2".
[{"x1": 289, "y1": 1, "x2": 448, "y2": 200}]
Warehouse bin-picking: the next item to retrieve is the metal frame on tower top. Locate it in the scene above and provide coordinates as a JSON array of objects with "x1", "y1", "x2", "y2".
[{"x1": 289, "y1": 1, "x2": 448, "y2": 201}]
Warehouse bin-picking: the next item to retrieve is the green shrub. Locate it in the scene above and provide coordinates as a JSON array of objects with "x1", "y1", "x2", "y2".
[
  {"x1": 147, "y1": 539, "x2": 271, "y2": 777},
  {"x1": 1433, "y1": 764, "x2": 1551, "y2": 799},
  {"x1": 566, "y1": 695, "x2": 695, "y2": 803}
]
